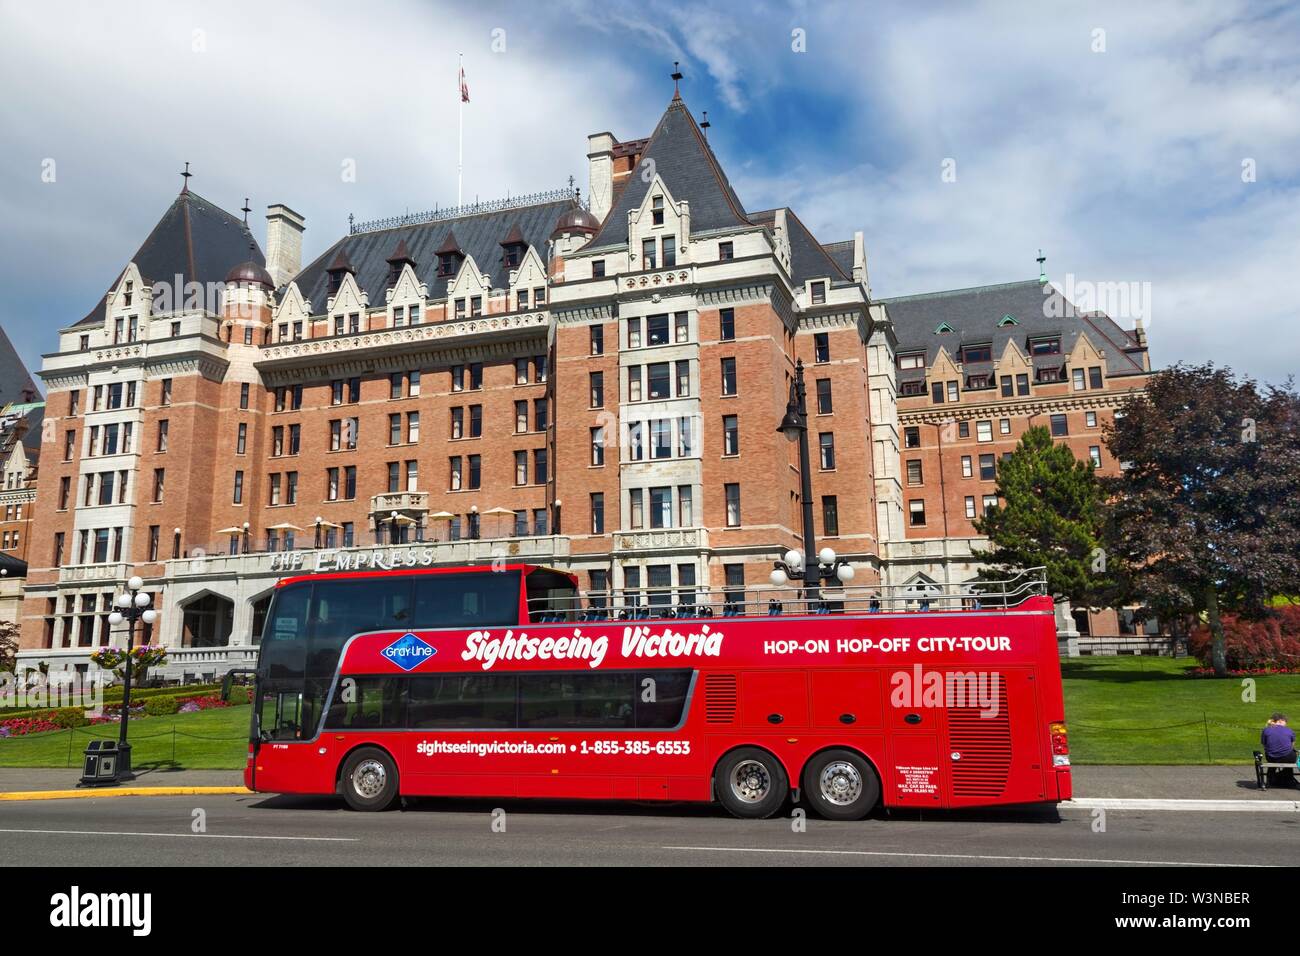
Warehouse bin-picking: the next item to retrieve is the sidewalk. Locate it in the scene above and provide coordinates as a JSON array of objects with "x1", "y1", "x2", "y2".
[{"x1": 0, "y1": 767, "x2": 245, "y2": 793}]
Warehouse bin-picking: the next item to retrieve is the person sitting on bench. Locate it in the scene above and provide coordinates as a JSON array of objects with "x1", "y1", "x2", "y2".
[{"x1": 1261, "y1": 713, "x2": 1297, "y2": 787}]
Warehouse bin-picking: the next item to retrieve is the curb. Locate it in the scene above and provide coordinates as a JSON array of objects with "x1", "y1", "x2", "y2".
[
  {"x1": 1066, "y1": 797, "x2": 1300, "y2": 813},
  {"x1": 0, "y1": 786, "x2": 251, "y2": 802}
]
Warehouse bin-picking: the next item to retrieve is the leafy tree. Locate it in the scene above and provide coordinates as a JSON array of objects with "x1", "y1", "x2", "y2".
[
  {"x1": 0, "y1": 620, "x2": 17, "y2": 674},
  {"x1": 973, "y1": 425, "x2": 1112, "y2": 607},
  {"x1": 1103, "y1": 363, "x2": 1300, "y2": 676}
]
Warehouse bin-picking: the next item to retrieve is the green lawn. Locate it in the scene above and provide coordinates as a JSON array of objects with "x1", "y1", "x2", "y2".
[
  {"x1": 0, "y1": 705, "x2": 251, "y2": 770},
  {"x1": 1062, "y1": 655, "x2": 1300, "y2": 765},
  {"x1": 1, "y1": 659, "x2": 1297, "y2": 769}
]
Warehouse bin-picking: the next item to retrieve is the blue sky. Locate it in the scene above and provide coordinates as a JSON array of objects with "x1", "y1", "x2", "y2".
[{"x1": 2, "y1": 0, "x2": 1297, "y2": 384}]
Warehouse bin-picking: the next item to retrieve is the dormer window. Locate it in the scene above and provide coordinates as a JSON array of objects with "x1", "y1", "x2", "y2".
[
  {"x1": 652, "y1": 196, "x2": 664, "y2": 226},
  {"x1": 504, "y1": 247, "x2": 520, "y2": 268},
  {"x1": 124, "y1": 281, "x2": 133, "y2": 307},
  {"x1": 961, "y1": 344, "x2": 992, "y2": 364},
  {"x1": 438, "y1": 254, "x2": 456, "y2": 277},
  {"x1": 898, "y1": 352, "x2": 925, "y2": 370},
  {"x1": 719, "y1": 241, "x2": 734, "y2": 261},
  {"x1": 517, "y1": 288, "x2": 529, "y2": 311},
  {"x1": 1029, "y1": 337, "x2": 1061, "y2": 356},
  {"x1": 642, "y1": 238, "x2": 657, "y2": 270},
  {"x1": 810, "y1": 281, "x2": 826, "y2": 305},
  {"x1": 435, "y1": 229, "x2": 464, "y2": 278},
  {"x1": 662, "y1": 236, "x2": 677, "y2": 269}
]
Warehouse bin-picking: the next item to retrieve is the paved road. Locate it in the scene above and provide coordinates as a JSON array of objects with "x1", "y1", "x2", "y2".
[{"x1": 0, "y1": 793, "x2": 1294, "y2": 866}]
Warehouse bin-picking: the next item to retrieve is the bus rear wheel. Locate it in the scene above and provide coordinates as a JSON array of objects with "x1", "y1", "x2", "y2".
[
  {"x1": 802, "y1": 749, "x2": 879, "y2": 821},
  {"x1": 340, "y1": 747, "x2": 400, "y2": 812},
  {"x1": 715, "y1": 747, "x2": 789, "y2": 819}
]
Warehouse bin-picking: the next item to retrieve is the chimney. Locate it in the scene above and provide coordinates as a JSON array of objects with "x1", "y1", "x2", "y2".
[
  {"x1": 265, "y1": 204, "x2": 306, "y2": 288},
  {"x1": 853, "y1": 230, "x2": 872, "y2": 298},
  {"x1": 586, "y1": 132, "x2": 616, "y2": 224}
]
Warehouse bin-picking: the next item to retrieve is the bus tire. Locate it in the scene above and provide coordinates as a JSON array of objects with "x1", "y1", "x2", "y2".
[
  {"x1": 714, "y1": 747, "x2": 789, "y2": 819},
  {"x1": 339, "y1": 747, "x2": 400, "y2": 812},
  {"x1": 802, "y1": 749, "x2": 879, "y2": 821}
]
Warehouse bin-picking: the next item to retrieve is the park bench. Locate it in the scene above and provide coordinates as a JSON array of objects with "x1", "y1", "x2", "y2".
[{"x1": 1253, "y1": 751, "x2": 1298, "y2": 790}]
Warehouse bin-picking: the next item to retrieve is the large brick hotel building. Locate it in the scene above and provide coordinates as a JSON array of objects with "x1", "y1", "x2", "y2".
[{"x1": 16, "y1": 90, "x2": 1152, "y2": 675}]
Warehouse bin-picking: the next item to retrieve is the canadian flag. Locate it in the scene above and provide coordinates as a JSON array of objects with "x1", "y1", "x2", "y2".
[{"x1": 459, "y1": 67, "x2": 470, "y2": 104}]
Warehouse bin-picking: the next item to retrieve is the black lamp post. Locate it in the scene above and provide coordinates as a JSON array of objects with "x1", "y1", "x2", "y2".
[
  {"x1": 773, "y1": 360, "x2": 855, "y2": 603},
  {"x1": 106, "y1": 575, "x2": 156, "y2": 782}
]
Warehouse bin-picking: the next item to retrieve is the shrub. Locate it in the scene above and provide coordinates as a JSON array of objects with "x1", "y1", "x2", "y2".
[
  {"x1": 50, "y1": 707, "x2": 89, "y2": 729},
  {"x1": 224, "y1": 685, "x2": 250, "y2": 705},
  {"x1": 1189, "y1": 606, "x2": 1300, "y2": 671},
  {"x1": 143, "y1": 695, "x2": 179, "y2": 717}
]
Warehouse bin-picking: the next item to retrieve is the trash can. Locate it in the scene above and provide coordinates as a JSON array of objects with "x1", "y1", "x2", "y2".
[{"x1": 79, "y1": 739, "x2": 130, "y2": 787}]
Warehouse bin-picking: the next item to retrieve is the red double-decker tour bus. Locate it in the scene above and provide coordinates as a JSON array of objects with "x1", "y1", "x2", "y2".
[{"x1": 244, "y1": 563, "x2": 1071, "y2": 819}]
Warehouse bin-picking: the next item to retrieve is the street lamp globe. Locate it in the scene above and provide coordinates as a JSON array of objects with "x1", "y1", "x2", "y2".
[
  {"x1": 819, "y1": 547, "x2": 836, "y2": 566},
  {"x1": 115, "y1": 592, "x2": 132, "y2": 609},
  {"x1": 134, "y1": 591, "x2": 151, "y2": 608},
  {"x1": 769, "y1": 568, "x2": 788, "y2": 587},
  {"x1": 108, "y1": 611, "x2": 124, "y2": 626},
  {"x1": 783, "y1": 549, "x2": 803, "y2": 569},
  {"x1": 127, "y1": 575, "x2": 144, "y2": 591},
  {"x1": 836, "y1": 563, "x2": 856, "y2": 583},
  {"x1": 141, "y1": 609, "x2": 158, "y2": 625}
]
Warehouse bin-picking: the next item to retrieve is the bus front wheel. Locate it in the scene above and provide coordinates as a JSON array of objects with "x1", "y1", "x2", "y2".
[
  {"x1": 339, "y1": 747, "x2": 400, "y2": 812},
  {"x1": 802, "y1": 749, "x2": 879, "y2": 821},
  {"x1": 714, "y1": 747, "x2": 789, "y2": 819}
]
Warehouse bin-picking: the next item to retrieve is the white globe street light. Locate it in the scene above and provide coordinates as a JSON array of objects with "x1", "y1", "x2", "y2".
[
  {"x1": 836, "y1": 563, "x2": 856, "y2": 583},
  {"x1": 108, "y1": 611, "x2": 124, "y2": 626},
  {"x1": 819, "y1": 547, "x2": 837, "y2": 566},
  {"x1": 128, "y1": 575, "x2": 144, "y2": 591},
  {"x1": 769, "y1": 568, "x2": 789, "y2": 587},
  {"x1": 783, "y1": 549, "x2": 803, "y2": 570}
]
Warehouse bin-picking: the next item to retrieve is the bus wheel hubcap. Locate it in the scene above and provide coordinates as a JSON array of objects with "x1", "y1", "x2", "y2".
[
  {"x1": 819, "y1": 761, "x2": 862, "y2": 805},
  {"x1": 352, "y1": 760, "x2": 387, "y2": 798},
  {"x1": 731, "y1": 760, "x2": 771, "y2": 803}
]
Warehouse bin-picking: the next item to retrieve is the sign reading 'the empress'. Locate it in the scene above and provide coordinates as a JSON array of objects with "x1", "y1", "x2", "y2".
[{"x1": 268, "y1": 546, "x2": 454, "y2": 574}]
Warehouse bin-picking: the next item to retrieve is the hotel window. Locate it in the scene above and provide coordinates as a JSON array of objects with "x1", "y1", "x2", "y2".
[
  {"x1": 725, "y1": 483, "x2": 741, "y2": 527},
  {"x1": 1051, "y1": 413, "x2": 1069, "y2": 437},
  {"x1": 148, "y1": 526, "x2": 159, "y2": 562},
  {"x1": 906, "y1": 459, "x2": 923, "y2": 485},
  {"x1": 455, "y1": 299, "x2": 466, "y2": 320},
  {"x1": 269, "y1": 473, "x2": 281, "y2": 505},
  {"x1": 103, "y1": 423, "x2": 120, "y2": 454},
  {"x1": 1036, "y1": 366, "x2": 1062, "y2": 384},
  {"x1": 389, "y1": 414, "x2": 401, "y2": 445},
  {"x1": 344, "y1": 466, "x2": 357, "y2": 499},
  {"x1": 1090, "y1": 446, "x2": 1102, "y2": 468},
  {"x1": 451, "y1": 366, "x2": 464, "y2": 391},
  {"x1": 156, "y1": 419, "x2": 169, "y2": 452},
  {"x1": 534, "y1": 355, "x2": 547, "y2": 383},
  {"x1": 97, "y1": 472, "x2": 115, "y2": 506},
  {"x1": 590, "y1": 493, "x2": 605, "y2": 534},
  {"x1": 516, "y1": 288, "x2": 529, "y2": 311},
  {"x1": 240, "y1": 382, "x2": 250, "y2": 409},
  {"x1": 272, "y1": 426, "x2": 285, "y2": 456},
  {"x1": 330, "y1": 380, "x2": 343, "y2": 405},
  {"x1": 533, "y1": 508, "x2": 548, "y2": 536},
  {"x1": 515, "y1": 358, "x2": 529, "y2": 385},
  {"x1": 1001, "y1": 376, "x2": 1014, "y2": 397},
  {"x1": 58, "y1": 476, "x2": 70, "y2": 510},
  {"x1": 534, "y1": 287, "x2": 546, "y2": 306},
  {"x1": 389, "y1": 373, "x2": 403, "y2": 399},
  {"x1": 647, "y1": 314, "x2": 669, "y2": 346},
  {"x1": 719, "y1": 241, "x2": 734, "y2": 261},
  {"x1": 1072, "y1": 368, "x2": 1086, "y2": 391},
  {"x1": 1089, "y1": 366, "x2": 1103, "y2": 389},
  {"x1": 406, "y1": 460, "x2": 418, "y2": 492},
  {"x1": 652, "y1": 419, "x2": 671, "y2": 459},
  {"x1": 590, "y1": 371, "x2": 604, "y2": 408},
  {"x1": 348, "y1": 314, "x2": 360, "y2": 334},
  {"x1": 678, "y1": 486, "x2": 694, "y2": 526},
  {"x1": 675, "y1": 361, "x2": 690, "y2": 397},
  {"x1": 904, "y1": 426, "x2": 921, "y2": 448},
  {"x1": 629, "y1": 488, "x2": 645, "y2": 529},
  {"x1": 329, "y1": 419, "x2": 343, "y2": 450},
  {"x1": 1086, "y1": 411, "x2": 1098, "y2": 428},
  {"x1": 628, "y1": 367, "x2": 643, "y2": 402},
  {"x1": 286, "y1": 471, "x2": 298, "y2": 504},
  {"x1": 233, "y1": 471, "x2": 244, "y2": 504},
  {"x1": 327, "y1": 467, "x2": 340, "y2": 501},
  {"x1": 674, "y1": 312, "x2": 689, "y2": 343},
  {"x1": 946, "y1": 381, "x2": 959, "y2": 402},
  {"x1": 723, "y1": 415, "x2": 739, "y2": 456},
  {"x1": 449, "y1": 457, "x2": 462, "y2": 491},
  {"x1": 534, "y1": 448, "x2": 548, "y2": 484},
  {"x1": 982, "y1": 494, "x2": 999, "y2": 514},
  {"x1": 1016, "y1": 373, "x2": 1030, "y2": 396},
  {"x1": 662, "y1": 236, "x2": 677, "y2": 268},
  {"x1": 810, "y1": 281, "x2": 826, "y2": 304},
  {"x1": 649, "y1": 487, "x2": 673, "y2": 529},
  {"x1": 816, "y1": 378, "x2": 832, "y2": 414},
  {"x1": 592, "y1": 260, "x2": 606, "y2": 278},
  {"x1": 628, "y1": 422, "x2": 644, "y2": 461},
  {"x1": 965, "y1": 496, "x2": 976, "y2": 519},
  {"x1": 470, "y1": 405, "x2": 482, "y2": 437},
  {"x1": 292, "y1": 321, "x2": 303, "y2": 341},
  {"x1": 719, "y1": 308, "x2": 735, "y2": 341},
  {"x1": 333, "y1": 315, "x2": 345, "y2": 336},
  {"x1": 80, "y1": 334, "x2": 89, "y2": 350},
  {"x1": 591, "y1": 428, "x2": 605, "y2": 466},
  {"x1": 898, "y1": 352, "x2": 925, "y2": 370},
  {"x1": 450, "y1": 407, "x2": 464, "y2": 440},
  {"x1": 909, "y1": 500, "x2": 926, "y2": 527},
  {"x1": 407, "y1": 412, "x2": 420, "y2": 443},
  {"x1": 64, "y1": 429, "x2": 75, "y2": 460},
  {"x1": 814, "y1": 333, "x2": 830, "y2": 363},
  {"x1": 721, "y1": 358, "x2": 737, "y2": 396},
  {"x1": 977, "y1": 421, "x2": 992, "y2": 442},
  {"x1": 534, "y1": 398, "x2": 547, "y2": 431},
  {"x1": 590, "y1": 325, "x2": 604, "y2": 355},
  {"x1": 409, "y1": 370, "x2": 421, "y2": 396},
  {"x1": 963, "y1": 344, "x2": 992, "y2": 363},
  {"x1": 515, "y1": 401, "x2": 528, "y2": 433},
  {"x1": 152, "y1": 468, "x2": 164, "y2": 503},
  {"x1": 648, "y1": 363, "x2": 671, "y2": 399},
  {"x1": 931, "y1": 381, "x2": 944, "y2": 404},
  {"x1": 821, "y1": 496, "x2": 839, "y2": 536},
  {"x1": 1030, "y1": 337, "x2": 1061, "y2": 356},
  {"x1": 470, "y1": 363, "x2": 483, "y2": 390},
  {"x1": 651, "y1": 195, "x2": 664, "y2": 226},
  {"x1": 999, "y1": 418, "x2": 1011, "y2": 435},
  {"x1": 107, "y1": 382, "x2": 123, "y2": 409},
  {"x1": 820, "y1": 432, "x2": 836, "y2": 470},
  {"x1": 387, "y1": 462, "x2": 400, "y2": 493},
  {"x1": 979, "y1": 454, "x2": 996, "y2": 481},
  {"x1": 642, "y1": 238, "x2": 657, "y2": 270},
  {"x1": 274, "y1": 387, "x2": 287, "y2": 412},
  {"x1": 288, "y1": 423, "x2": 301, "y2": 454},
  {"x1": 515, "y1": 451, "x2": 528, "y2": 486}
]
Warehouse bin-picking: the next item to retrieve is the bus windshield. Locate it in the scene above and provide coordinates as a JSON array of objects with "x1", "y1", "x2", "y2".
[{"x1": 255, "y1": 570, "x2": 524, "y2": 741}]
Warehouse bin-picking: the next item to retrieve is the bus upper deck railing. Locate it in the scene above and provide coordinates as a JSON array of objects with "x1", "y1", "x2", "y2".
[{"x1": 525, "y1": 568, "x2": 1048, "y2": 623}]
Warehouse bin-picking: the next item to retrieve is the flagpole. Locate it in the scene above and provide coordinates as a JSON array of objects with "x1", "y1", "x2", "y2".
[{"x1": 457, "y1": 51, "x2": 464, "y2": 208}]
